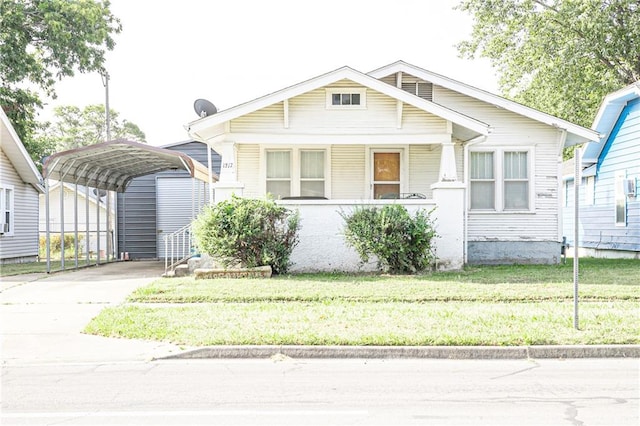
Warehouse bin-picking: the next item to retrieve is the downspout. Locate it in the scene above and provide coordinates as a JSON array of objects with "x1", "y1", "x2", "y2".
[{"x1": 463, "y1": 135, "x2": 487, "y2": 265}]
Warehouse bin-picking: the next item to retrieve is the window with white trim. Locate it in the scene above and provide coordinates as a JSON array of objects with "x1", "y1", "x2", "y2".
[
  {"x1": 265, "y1": 149, "x2": 326, "y2": 199},
  {"x1": 0, "y1": 185, "x2": 14, "y2": 235},
  {"x1": 469, "y1": 150, "x2": 532, "y2": 211},
  {"x1": 615, "y1": 172, "x2": 626, "y2": 226},
  {"x1": 585, "y1": 176, "x2": 595, "y2": 206},
  {"x1": 325, "y1": 88, "x2": 366, "y2": 109},
  {"x1": 470, "y1": 152, "x2": 495, "y2": 209},
  {"x1": 503, "y1": 151, "x2": 529, "y2": 210},
  {"x1": 266, "y1": 150, "x2": 291, "y2": 199}
]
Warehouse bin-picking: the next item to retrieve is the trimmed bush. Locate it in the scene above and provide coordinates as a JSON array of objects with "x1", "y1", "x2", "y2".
[
  {"x1": 340, "y1": 204, "x2": 437, "y2": 274},
  {"x1": 39, "y1": 233, "x2": 84, "y2": 259},
  {"x1": 192, "y1": 196, "x2": 300, "y2": 274}
]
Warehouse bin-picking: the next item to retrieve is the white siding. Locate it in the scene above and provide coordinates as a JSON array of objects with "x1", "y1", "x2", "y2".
[
  {"x1": 230, "y1": 80, "x2": 447, "y2": 135},
  {"x1": 236, "y1": 144, "x2": 260, "y2": 198},
  {"x1": 434, "y1": 86, "x2": 562, "y2": 242},
  {"x1": 408, "y1": 145, "x2": 439, "y2": 198},
  {"x1": 331, "y1": 145, "x2": 366, "y2": 199},
  {"x1": 0, "y1": 150, "x2": 39, "y2": 262}
]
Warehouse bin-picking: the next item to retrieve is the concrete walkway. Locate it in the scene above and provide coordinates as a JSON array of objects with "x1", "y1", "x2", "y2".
[{"x1": 1, "y1": 261, "x2": 186, "y2": 365}]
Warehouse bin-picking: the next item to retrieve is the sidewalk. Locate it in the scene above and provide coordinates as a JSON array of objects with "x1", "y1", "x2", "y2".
[{"x1": 0, "y1": 261, "x2": 186, "y2": 365}]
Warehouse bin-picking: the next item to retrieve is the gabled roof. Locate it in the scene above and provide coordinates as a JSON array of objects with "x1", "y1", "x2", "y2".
[
  {"x1": 582, "y1": 82, "x2": 640, "y2": 165},
  {"x1": 0, "y1": 108, "x2": 44, "y2": 193},
  {"x1": 368, "y1": 61, "x2": 600, "y2": 147},
  {"x1": 42, "y1": 181, "x2": 111, "y2": 211},
  {"x1": 186, "y1": 65, "x2": 492, "y2": 140},
  {"x1": 42, "y1": 139, "x2": 215, "y2": 192}
]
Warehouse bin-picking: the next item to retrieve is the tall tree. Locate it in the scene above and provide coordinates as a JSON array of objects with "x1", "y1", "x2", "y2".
[
  {"x1": 456, "y1": 0, "x2": 640, "y2": 130},
  {"x1": 0, "y1": 0, "x2": 121, "y2": 162},
  {"x1": 37, "y1": 104, "x2": 146, "y2": 153}
]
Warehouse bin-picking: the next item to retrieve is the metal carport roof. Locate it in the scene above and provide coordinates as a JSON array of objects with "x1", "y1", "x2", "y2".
[{"x1": 42, "y1": 139, "x2": 216, "y2": 192}]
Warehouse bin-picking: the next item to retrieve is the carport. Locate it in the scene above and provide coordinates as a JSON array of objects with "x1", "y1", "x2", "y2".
[{"x1": 42, "y1": 139, "x2": 214, "y2": 272}]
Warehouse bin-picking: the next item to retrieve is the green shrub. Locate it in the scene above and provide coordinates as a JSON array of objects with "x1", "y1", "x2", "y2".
[
  {"x1": 39, "y1": 233, "x2": 84, "y2": 259},
  {"x1": 340, "y1": 204, "x2": 437, "y2": 274},
  {"x1": 192, "y1": 196, "x2": 300, "y2": 274}
]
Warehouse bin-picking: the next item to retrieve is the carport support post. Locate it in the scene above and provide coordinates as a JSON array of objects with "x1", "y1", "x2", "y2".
[
  {"x1": 59, "y1": 180, "x2": 65, "y2": 270},
  {"x1": 85, "y1": 185, "x2": 90, "y2": 265},
  {"x1": 45, "y1": 178, "x2": 50, "y2": 273},
  {"x1": 74, "y1": 183, "x2": 79, "y2": 268}
]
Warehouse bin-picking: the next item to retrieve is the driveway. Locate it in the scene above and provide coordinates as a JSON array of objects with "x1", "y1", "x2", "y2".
[{"x1": 1, "y1": 261, "x2": 185, "y2": 365}]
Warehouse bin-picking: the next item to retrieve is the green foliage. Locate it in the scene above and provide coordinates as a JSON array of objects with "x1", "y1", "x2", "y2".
[
  {"x1": 341, "y1": 204, "x2": 437, "y2": 274},
  {"x1": 192, "y1": 196, "x2": 300, "y2": 274},
  {"x1": 0, "y1": 0, "x2": 122, "y2": 162},
  {"x1": 39, "y1": 233, "x2": 84, "y2": 259},
  {"x1": 456, "y1": 0, "x2": 640, "y2": 158},
  {"x1": 36, "y1": 104, "x2": 146, "y2": 151}
]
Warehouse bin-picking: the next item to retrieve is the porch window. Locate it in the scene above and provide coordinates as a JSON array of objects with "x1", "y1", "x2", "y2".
[
  {"x1": 503, "y1": 151, "x2": 529, "y2": 210},
  {"x1": 470, "y1": 152, "x2": 495, "y2": 209},
  {"x1": 0, "y1": 186, "x2": 14, "y2": 235},
  {"x1": 266, "y1": 150, "x2": 291, "y2": 199},
  {"x1": 300, "y1": 150, "x2": 325, "y2": 197},
  {"x1": 615, "y1": 172, "x2": 626, "y2": 226}
]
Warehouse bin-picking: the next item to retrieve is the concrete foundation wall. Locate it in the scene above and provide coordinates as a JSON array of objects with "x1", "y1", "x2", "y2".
[{"x1": 467, "y1": 241, "x2": 562, "y2": 265}]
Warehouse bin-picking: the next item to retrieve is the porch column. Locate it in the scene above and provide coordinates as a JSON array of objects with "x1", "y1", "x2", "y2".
[
  {"x1": 211, "y1": 141, "x2": 244, "y2": 203},
  {"x1": 431, "y1": 181, "x2": 465, "y2": 270},
  {"x1": 438, "y1": 141, "x2": 458, "y2": 182}
]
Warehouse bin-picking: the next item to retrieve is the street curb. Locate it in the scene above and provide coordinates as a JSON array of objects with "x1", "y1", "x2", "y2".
[{"x1": 156, "y1": 344, "x2": 640, "y2": 360}]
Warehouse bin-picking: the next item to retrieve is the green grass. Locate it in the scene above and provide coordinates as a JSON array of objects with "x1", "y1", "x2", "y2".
[
  {"x1": 84, "y1": 258, "x2": 640, "y2": 347},
  {"x1": 0, "y1": 260, "x2": 101, "y2": 276}
]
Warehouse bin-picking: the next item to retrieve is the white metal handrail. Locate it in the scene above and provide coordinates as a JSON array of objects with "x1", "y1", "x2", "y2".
[{"x1": 163, "y1": 223, "x2": 194, "y2": 275}]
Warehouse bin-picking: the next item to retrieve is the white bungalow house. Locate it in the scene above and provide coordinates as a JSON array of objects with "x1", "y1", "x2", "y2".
[
  {"x1": 0, "y1": 107, "x2": 44, "y2": 264},
  {"x1": 185, "y1": 61, "x2": 599, "y2": 271}
]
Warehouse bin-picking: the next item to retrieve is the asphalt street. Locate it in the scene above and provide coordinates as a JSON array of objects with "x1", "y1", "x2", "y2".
[{"x1": 3, "y1": 358, "x2": 639, "y2": 426}]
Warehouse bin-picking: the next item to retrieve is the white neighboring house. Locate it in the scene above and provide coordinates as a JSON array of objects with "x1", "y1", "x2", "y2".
[
  {"x1": 186, "y1": 61, "x2": 600, "y2": 271},
  {"x1": 38, "y1": 181, "x2": 113, "y2": 257},
  {"x1": 0, "y1": 108, "x2": 44, "y2": 264}
]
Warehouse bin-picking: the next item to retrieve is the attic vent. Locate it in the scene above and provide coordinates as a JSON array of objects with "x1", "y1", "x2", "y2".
[{"x1": 401, "y1": 81, "x2": 433, "y2": 101}]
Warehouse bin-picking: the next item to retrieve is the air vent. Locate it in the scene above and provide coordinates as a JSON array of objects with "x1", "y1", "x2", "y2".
[{"x1": 401, "y1": 81, "x2": 433, "y2": 101}]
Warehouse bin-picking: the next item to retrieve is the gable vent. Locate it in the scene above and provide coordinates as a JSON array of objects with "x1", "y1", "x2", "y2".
[{"x1": 401, "y1": 81, "x2": 433, "y2": 101}]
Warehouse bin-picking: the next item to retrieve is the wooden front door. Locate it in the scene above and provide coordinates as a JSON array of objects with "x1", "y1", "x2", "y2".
[{"x1": 373, "y1": 152, "x2": 401, "y2": 199}]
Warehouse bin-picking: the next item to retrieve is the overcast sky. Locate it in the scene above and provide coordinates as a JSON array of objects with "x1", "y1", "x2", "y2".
[{"x1": 41, "y1": 0, "x2": 499, "y2": 146}]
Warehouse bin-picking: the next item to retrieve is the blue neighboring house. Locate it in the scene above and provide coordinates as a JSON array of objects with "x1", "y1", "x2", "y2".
[{"x1": 563, "y1": 83, "x2": 640, "y2": 258}]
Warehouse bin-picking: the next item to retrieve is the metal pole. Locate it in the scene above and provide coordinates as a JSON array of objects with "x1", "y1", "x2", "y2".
[
  {"x1": 573, "y1": 148, "x2": 581, "y2": 330},
  {"x1": 45, "y1": 178, "x2": 50, "y2": 273},
  {"x1": 74, "y1": 182, "x2": 79, "y2": 268},
  {"x1": 60, "y1": 182, "x2": 65, "y2": 270},
  {"x1": 85, "y1": 185, "x2": 90, "y2": 265},
  {"x1": 103, "y1": 70, "x2": 111, "y2": 142}
]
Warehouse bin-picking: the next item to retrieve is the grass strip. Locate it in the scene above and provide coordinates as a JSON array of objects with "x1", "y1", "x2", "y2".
[{"x1": 85, "y1": 300, "x2": 640, "y2": 347}]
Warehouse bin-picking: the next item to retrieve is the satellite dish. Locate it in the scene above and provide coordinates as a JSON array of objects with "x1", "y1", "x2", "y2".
[
  {"x1": 194, "y1": 99, "x2": 217, "y2": 118},
  {"x1": 92, "y1": 188, "x2": 107, "y2": 198}
]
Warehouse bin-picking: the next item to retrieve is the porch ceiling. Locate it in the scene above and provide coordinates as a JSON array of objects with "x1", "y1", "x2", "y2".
[{"x1": 42, "y1": 139, "x2": 214, "y2": 192}]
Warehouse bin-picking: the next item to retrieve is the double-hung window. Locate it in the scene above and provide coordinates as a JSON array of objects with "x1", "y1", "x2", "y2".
[
  {"x1": 266, "y1": 151, "x2": 291, "y2": 199},
  {"x1": 0, "y1": 185, "x2": 14, "y2": 235},
  {"x1": 470, "y1": 152, "x2": 495, "y2": 209},
  {"x1": 470, "y1": 150, "x2": 532, "y2": 211},
  {"x1": 265, "y1": 149, "x2": 326, "y2": 199}
]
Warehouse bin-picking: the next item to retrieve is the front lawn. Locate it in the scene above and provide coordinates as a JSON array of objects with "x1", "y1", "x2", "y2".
[{"x1": 84, "y1": 258, "x2": 640, "y2": 346}]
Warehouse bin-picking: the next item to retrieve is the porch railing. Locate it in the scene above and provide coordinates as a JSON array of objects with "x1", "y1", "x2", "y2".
[{"x1": 163, "y1": 224, "x2": 194, "y2": 275}]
